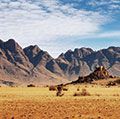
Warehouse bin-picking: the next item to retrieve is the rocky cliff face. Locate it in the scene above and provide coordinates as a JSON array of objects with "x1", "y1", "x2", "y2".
[
  {"x1": 0, "y1": 39, "x2": 66, "y2": 85},
  {"x1": 0, "y1": 39, "x2": 33, "y2": 76},
  {"x1": 24, "y1": 45, "x2": 64, "y2": 76},
  {"x1": 84, "y1": 46, "x2": 120, "y2": 76},
  {"x1": 56, "y1": 46, "x2": 120, "y2": 78},
  {"x1": 56, "y1": 48, "x2": 94, "y2": 79},
  {"x1": 0, "y1": 39, "x2": 120, "y2": 85}
]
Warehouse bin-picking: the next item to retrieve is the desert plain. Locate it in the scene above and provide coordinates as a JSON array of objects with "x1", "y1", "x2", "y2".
[{"x1": 0, "y1": 84, "x2": 120, "y2": 119}]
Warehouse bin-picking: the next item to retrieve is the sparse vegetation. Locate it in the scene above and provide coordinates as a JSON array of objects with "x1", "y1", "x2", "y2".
[
  {"x1": 56, "y1": 92, "x2": 64, "y2": 97},
  {"x1": 63, "y1": 87, "x2": 68, "y2": 91},
  {"x1": 73, "y1": 92, "x2": 81, "y2": 96},
  {"x1": 107, "y1": 81, "x2": 117, "y2": 86},
  {"x1": 77, "y1": 86, "x2": 80, "y2": 91},
  {"x1": 73, "y1": 88, "x2": 91, "y2": 96},
  {"x1": 11, "y1": 116, "x2": 14, "y2": 119},
  {"x1": 56, "y1": 84, "x2": 64, "y2": 96},
  {"x1": 95, "y1": 94, "x2": 101, "y2": 97},
  {"x1": 77, "y1": 88, "x2": 80, "y2": 91},
  {"x1": 27, "y1": 84, "x2": 35, "y2": 87},
  {"x1": 49, "y1": 86, "x2": 56, "y2": 91},
  {"x1": 106, "y1": 78, "x2": 120, "y2": 87},
  {"x1": 0, "y1": 84, "x2": 120, "y2": 119},
  {"x1": 113, "y1": 94, "x2": 119, "y2": 96},
  {"x1": 114, "y1": 78, "x2": 120, "y2": 84}
]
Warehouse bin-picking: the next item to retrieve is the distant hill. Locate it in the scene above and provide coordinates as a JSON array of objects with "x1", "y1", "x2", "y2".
[{"x1": 0, "y1": 39, "x2": 120, "y2": 85}]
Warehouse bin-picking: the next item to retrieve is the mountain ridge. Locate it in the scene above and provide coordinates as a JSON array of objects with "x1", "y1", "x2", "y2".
[{"x1": 0, "y1": 39, "x2": 120, "y2": 86}]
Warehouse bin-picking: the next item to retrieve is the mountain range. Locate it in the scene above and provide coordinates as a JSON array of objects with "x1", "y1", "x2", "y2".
[{"x1": 0, "y1": 39, "x2": 120, "y2": 86}]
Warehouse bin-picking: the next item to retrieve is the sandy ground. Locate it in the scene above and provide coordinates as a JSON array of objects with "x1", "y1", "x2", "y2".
[{"x1": 0, "y1": 85, "x2": 120, "y2": 119}]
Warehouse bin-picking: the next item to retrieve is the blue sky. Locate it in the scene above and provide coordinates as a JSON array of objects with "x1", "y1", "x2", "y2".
[{"x1": 0, "y1": 0, "x2": 120, "y2": 57}]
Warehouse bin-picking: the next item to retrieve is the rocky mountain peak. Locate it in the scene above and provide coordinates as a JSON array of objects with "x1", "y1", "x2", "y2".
[
  {"x1": 58, "y1": 47, "x2": 94, "y2": 63},
  {"x1": 24, "y1": 45, "x2": 41, "y2": 58},
  {"x1": 24, "y1": 45, "x2": 53, "y2": 67},
  {"x1": 0, "y1": 40, "x2": 4, "y2": 50},
  {"x1": 108, "y1": 46, "x2": 120, "y2": 53},
  {"x1": 4, "y1": 39, "x2": 22, "y2": 53},
  {"x1": 0, "y1": 39, "x2": 32, "y2": 69},
  {"x1": 74, "y1": 47, "x2": 94, "y2": 59}
]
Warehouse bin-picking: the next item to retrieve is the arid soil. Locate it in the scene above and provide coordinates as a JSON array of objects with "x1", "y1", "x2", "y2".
[{"x1": 0, "y1": 85, "x2": 120, "y2": 119}]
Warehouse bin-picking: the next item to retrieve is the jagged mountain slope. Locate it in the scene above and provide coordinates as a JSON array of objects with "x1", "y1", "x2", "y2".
[
  {"x1": 0, "y1": 39, "x2": 67, "y2": 85},
  {"x1": 56, "y1": 48, "x2": 94, "y2": 79},
  {"x1": 0, "y1": 39, "x2": 120, "y2": 85},
  {"x1": 56, "y1": 46, "x2": 120, "y2": 78},
  {"x1": 0, "y1": 39, "x2": 33, "y2": 76},
  {"x1": 23, "y1": 45, "x2": 64, "y2": 76}
]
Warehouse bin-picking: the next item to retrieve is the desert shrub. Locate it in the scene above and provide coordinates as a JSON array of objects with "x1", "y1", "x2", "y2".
[
  {"x1": 77, "y1": 86, "x2": 80, "y2": 91},
  {"x1": 73, "y1": 88, "x2": 91, "y2": 96},
  {"x1": 114, "y1": 79, "x2": 120, "y2": 84},
  {"x1": 91, "y1": 85, "x2": 94, "y2": 87},
  {"x1": 81, "y1": 88, "x2": 91, "y2": 96},
  {"x1": 56, "y1": 92, "x2": 64, "y2": 96},
  {"x1": 63, "y1": 87, "x2": 68, "y2": 91},
  {"x1": 95, "y1": 94, "x2": 101, "y2": 97},
  {"x1": 84, "y1": 85, "x2": 88, "y2": 88},
  {"x1": 27, "y1": 84, "x2": 35, "y2": 87},
  {"x1": 49, "y1": 86, "x2": 56, "y2": 91},
  {"x1": 73, "y1": 92, "x2": 81, "y2": 96},
  {"x1": 106, "y1": 79, "x2": 120, "y2": 87},
  {"x1": 109, "y1": 75, "x2": 114, "y2": 78},
  {"x1": 45, "y1": 85, "x2": 49, "y2": 87},
  {"x1": 11, "y1": 117, "x2": 14, "y2": 119},
  {"x1": 113, "y1": 94, "x2": 119, "y2": 96},
  {"x1": 77, "y1": 88, "x2": 80, "y2": 91},
  {"x1": 107, "y1": 81, "x2": 116, "y2": 86}
]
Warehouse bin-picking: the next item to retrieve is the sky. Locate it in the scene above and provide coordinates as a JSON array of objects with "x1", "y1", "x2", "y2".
[{"x1": 0, "y1": 0, "x2": 120, "y2": 57}]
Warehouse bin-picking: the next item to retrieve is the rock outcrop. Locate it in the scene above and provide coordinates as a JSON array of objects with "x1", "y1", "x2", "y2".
[{"x1": 72, "y1": 66, "x2": 114, "y2": 84}]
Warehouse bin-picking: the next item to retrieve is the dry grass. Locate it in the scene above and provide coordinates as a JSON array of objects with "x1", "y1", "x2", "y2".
[{"x1": 0, "y1": 84, "x2": 120, "y2": 119}]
